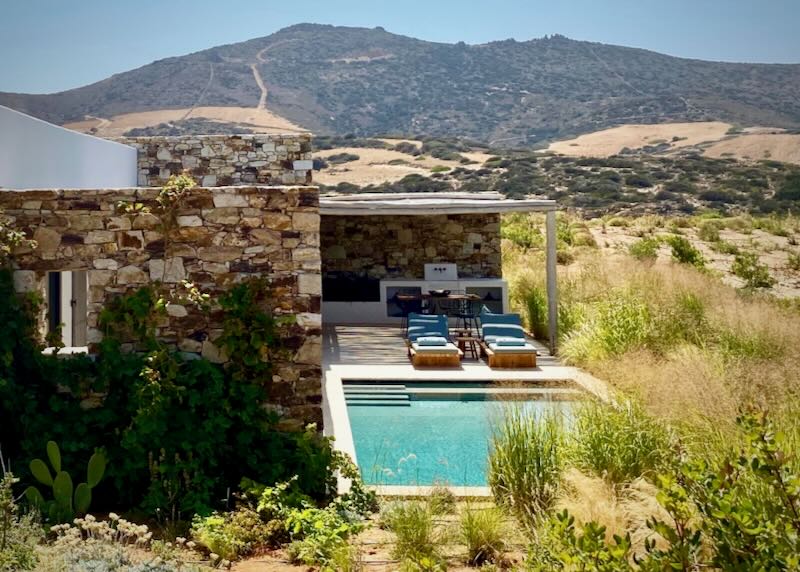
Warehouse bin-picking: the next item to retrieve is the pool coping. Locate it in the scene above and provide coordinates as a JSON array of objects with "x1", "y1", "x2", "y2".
[{"x1": 323, "y1": 362, "x2": 610, "y2": 496}]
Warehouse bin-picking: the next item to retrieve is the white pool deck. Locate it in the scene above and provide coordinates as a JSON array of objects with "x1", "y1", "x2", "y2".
[{"x1": 322, "y1": 324, "x2": 610, "y2": 497}]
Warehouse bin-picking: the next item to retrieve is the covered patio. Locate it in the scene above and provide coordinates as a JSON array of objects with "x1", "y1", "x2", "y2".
[{"x1": 319, "y1": 192, "x2": 561, "y2": 353}]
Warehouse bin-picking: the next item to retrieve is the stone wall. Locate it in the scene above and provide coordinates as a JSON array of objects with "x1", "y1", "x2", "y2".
[
  {"x1": 123, "y1": 134, "x2": 313, "y2": 188},
  {"x1": 321, "y1": 213, "x2": 502, "y2": 279},
  {"x1": 1, "y1": 186, "x2": 322, "y2": 425}
]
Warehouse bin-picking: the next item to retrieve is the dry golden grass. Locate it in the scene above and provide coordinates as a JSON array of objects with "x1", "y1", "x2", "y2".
[
  {"x1": 704, "y1": 133, "x2": 800, "y2": 165},
  {"x1": 547, "y1": 122, "x2": 732, "y2": 157},
  {"x1": 503, "y1": 232, "x2": 800, "y2": 427}
]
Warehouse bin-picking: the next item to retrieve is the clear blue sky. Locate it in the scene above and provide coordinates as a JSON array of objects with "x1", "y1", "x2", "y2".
[{"x1": 1, "y1": 0, "x2": 798, "y2": 94}]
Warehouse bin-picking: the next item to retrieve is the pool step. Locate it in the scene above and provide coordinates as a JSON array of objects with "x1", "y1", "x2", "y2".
[{"x1": 344, "y1": 384, "x2": 410, "y2": 406}]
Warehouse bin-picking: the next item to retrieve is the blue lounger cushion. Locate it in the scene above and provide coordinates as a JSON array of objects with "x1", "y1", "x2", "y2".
[
  {"x1": 416, "y1": 336, "x2": 448, "y2": 346},
  {"x1": 480, "y1": 312, "x2": 526, "y2": 341},
  {"x1": 494, "y1": 336, "x2": 526, "y2": 347},
  {"x1": 407, "y1": 314, "x2": 449, "y2": 342}
]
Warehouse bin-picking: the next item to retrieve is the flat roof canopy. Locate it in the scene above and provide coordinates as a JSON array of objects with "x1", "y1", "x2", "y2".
[{"x1": 319, "y1": 192, "x2": 556, "y2": 216}]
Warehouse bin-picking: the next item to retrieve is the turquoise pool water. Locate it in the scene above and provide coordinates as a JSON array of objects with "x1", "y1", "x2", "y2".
[{"x1": 346, "y1": 384, "x2": 576, "y2": 487}]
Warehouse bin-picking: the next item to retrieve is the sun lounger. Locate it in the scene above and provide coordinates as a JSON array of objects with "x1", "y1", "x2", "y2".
[
  {"x1": 405, "y1": 313, "x2": 462, "y2": 368},
  {"x1": 478, "y1": 310, "x2": 538, "y2": 368}
]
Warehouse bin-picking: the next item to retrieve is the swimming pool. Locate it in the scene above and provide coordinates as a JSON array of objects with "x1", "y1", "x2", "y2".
[{"x1": 345, "y1": 382, "x2": 579, "y2": 487}]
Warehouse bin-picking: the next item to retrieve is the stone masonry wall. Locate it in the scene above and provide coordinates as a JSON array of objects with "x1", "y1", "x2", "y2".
[
  {"x1": 1, "y1": 186, "x2": 322, "y2": 425},
  {"x1": 321, "y1": 213, "x2": 502, "y2": 279},
  {"x1": 123, "y1": 134, "x2": 313, "y2": 188}
]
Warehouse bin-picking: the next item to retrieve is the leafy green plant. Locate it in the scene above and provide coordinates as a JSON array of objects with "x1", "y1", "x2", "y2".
[
  {"x1": 526, "y1": 510, "x2": 632, "y2": 572},
  {"x1": 571, "y1": 400, "x2": 674, "y2": 485},
  {"x1": 488, "y1": 408, "x2": 564, "y2": 530},
  {"x1": 731, "y1": 251, "x2": 776, "y2": 289},
  {"x1": 0, "y1": 466, "x2": 41, "y2": 572},
  {"x1": 460, "y1": 507, "x2": 506, "y2": 566},
  {"x1": 628, "y1": 237, "x2": 660, "y2": 261},
  {"x1": 23, "y1": 441, "x2": 106, "y2": 523},
  {"x1": 665, "y1": 236, "x2": 705, "y2": 268}
]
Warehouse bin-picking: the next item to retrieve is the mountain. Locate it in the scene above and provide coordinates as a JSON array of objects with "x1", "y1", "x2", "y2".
[{"x1": 3, "y1": 23, "x2": 800, "y2": 144}]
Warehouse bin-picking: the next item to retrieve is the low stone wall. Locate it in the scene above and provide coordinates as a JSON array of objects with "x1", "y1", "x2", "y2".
[
  {"x1": 321, "y1": 213, "x2": 502, "y2": 279},
  {"x1": 1, "y1": 186, "x2": 322, "y2": 425},
  {"x1": 123, "y1": 134, "x2": 313, "y2": 188}
]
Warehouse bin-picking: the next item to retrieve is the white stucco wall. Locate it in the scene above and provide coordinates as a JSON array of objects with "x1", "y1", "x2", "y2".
[{"x1": 0, "y1": 105, "x2": 137, "y2": 189}]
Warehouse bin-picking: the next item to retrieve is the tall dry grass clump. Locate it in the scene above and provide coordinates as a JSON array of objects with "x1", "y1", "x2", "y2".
[{"x1": 487, "y1": 407, "x2": 565, "y2": 531}]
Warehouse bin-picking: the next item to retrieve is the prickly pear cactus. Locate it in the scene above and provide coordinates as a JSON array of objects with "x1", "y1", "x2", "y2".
[{"x1": 23, "y1": 441, "x2": 106, "y2": 522}]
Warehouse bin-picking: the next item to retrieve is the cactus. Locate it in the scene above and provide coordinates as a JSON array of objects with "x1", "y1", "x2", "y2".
[{"x1": 23, "y1": 441, "x2": 106, "y2": 522}]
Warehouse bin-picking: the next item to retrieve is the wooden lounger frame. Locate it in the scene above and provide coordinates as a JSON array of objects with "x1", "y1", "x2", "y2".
[
  {"x1": 480, "y1": 341, "x2": 537, "y2": 369},
  {"x1": 406, "y1": 340, "x2": 463, "y2": 368}
]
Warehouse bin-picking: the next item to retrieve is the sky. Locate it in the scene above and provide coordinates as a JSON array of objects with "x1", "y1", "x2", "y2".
[{"x1": 1, "y1": 0, "x2": 798, "y2": 94}]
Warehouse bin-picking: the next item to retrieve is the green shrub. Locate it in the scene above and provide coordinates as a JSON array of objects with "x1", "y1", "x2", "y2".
[
  {"x1": 501, "y1": 214, "x2": 543, "y2": 249},
  {"x1": 788, "y1": 252, "x2": 800, "y2": 271},
  {"x1": 606, "y1": 217, "x2": 630, "y2": 228},
  {"x1": 488, "y1": 408, "x2": 565, "y2": 530},
  {"x1": 460, "y1": 507, "x2": 507, "y2": 566},
  {"x1": 430, "y1": 165, "x2": 451, "y2": 173},
  {"x1": 191, "y1": 508, "x2": 282, "y2": 560},
  {"x1": 697, "y1": 220, "x2": 722, "y2": 242},
  {"x1": 0, "y1": 272, "x2": 336, "y2": 520},
  {"x1": 665, "y1": 235, "x2": 705, "y2": 268},
  {"x1": 628, "y1": 237, "x2": 660, "y2": 261},
  {"x1": 571, "y1": 400, "x2": 674, "y2": 484},
  {"x1": 731, "y1": 252, "x2": 776, "y2": 289},
  {"x1": 710, "y1": 239, "x2": 740, "y2": 255},
  {"x1": 326, "y1": 152, "x2": 360, "y2": 165},
  {"x1": 542, "y1": 411, "x2": 800, "y2": 570}
]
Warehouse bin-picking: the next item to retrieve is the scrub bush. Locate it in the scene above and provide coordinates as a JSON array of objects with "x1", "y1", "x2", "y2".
[
  {"x1": 665, "y1": 236, "x2": 705, "y2": 268},
  {"x1": 731, "y1": 251, "x2": 775, "y2": 289},
  {"x1": 628, "y1": 237, "x2": 660, "y2": 261}
]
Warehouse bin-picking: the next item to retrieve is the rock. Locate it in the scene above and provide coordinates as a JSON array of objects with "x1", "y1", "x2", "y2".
[
  {"x1": 167, "y1": 304, "x2": 188, "y2": 317},
  {"x1": 250, "y1": 228, "x2": 282, "y2": 245},
  {"x1": 88, "y1": 270, "x2": 114, "y2": 286},
  {"x1": 297, "y1": 273, "x2": 321, "y2": 295},
  {"x1": 296, "y1": 312, "x2": 322, "y2": 328},
  {"x1": 197, "y1": 247, "x2": 243, "y2": 262},
  {"x1": 85, "y1": 230, "x2": 115, "y2": 244},
  {"x1": 106, "y1": 216, "x2": 132, "y2": 231},
  {"x1": 132, "y1": 213, "x2": 160, "y2": 230},
  {"x1": 117, "y1": 265, "x2": 147, "y2": 284},
  {"x1": 149, "y1": 258, "x2": 186, "y2": 283},
  {"x1": 93, "y1": 258, "x2": 119, "y2": 270},
  {"x1": 118, "y1": 231, "x2": 144, "y2": 250},
  {"x1": 33, "y1": 227, "x2": 60, "y2": 258},
  {"x1": 294, "y1": 338, "x2": 321, "y2": 365},
  {"x1": 201, "y1": 340, "x2": 227, "y2": 363},
  {"x1": 156, "y1": 147, "x2": 173, "y2": 161},
  {"x1": 202, "y1": 175, "x2": 217, "y2": 187},
  {"x1": 177, "y1": 215, "x2": 202, "y2": 227},
  {"x1": 13, "y1": 270, "x2": 40, "y2": 293},
  {"x1": 212, "y1": 193, "x2": 248, "y2": 208},
  {"x1": 292, "y1": 212, "x2": 320, "y2": 232}
]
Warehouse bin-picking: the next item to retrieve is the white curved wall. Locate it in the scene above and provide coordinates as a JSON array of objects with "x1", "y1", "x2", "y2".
[{"x1": 0, "y1": 105, "x2": 137, "y2": 189}]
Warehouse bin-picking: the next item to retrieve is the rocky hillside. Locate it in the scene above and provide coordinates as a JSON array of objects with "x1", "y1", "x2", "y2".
[{"x1": 3, "y1": 23, "x2": 800, "y2": 143}]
